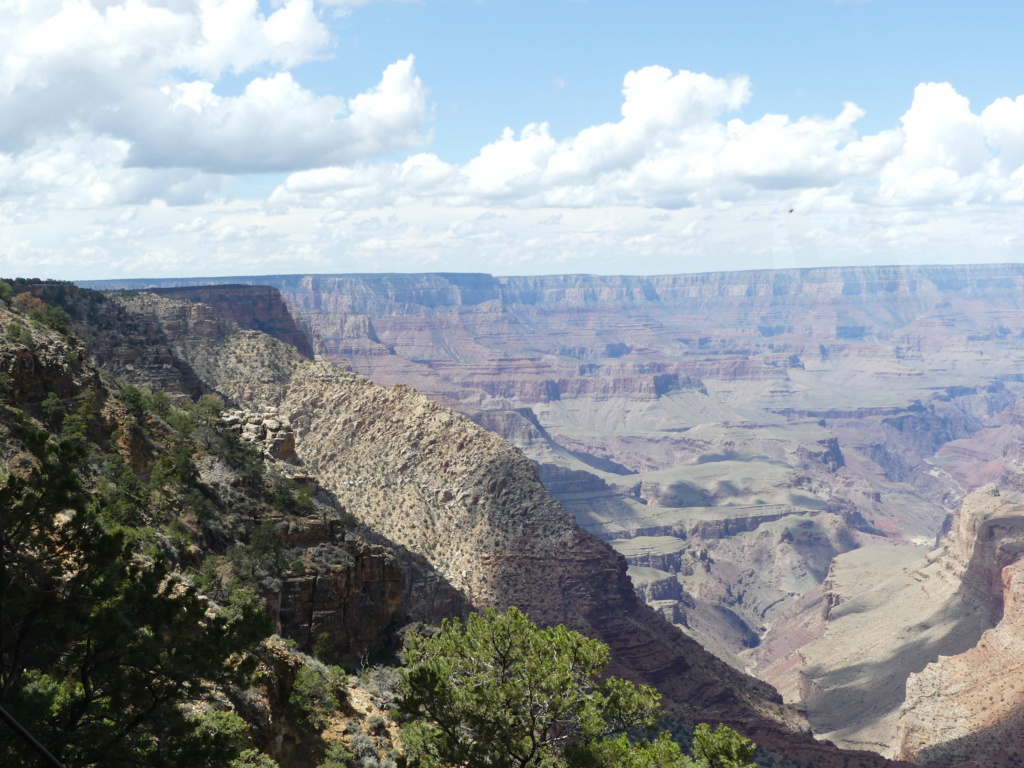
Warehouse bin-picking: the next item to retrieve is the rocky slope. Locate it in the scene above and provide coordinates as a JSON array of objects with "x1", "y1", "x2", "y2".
[
  {"x1": 895, "y1": 489, "x2": 1024, "y2": 766},
  {"x1": 72, "y1": 287, "x2": 944, "y2": 768},
  {"x1": 80, "y1": 267, "x2": 1024, "y2": 673},
  {"x1": 4, "y1": 281, "x2": 467, "y2": 671},
  {"x1": 0, "y1": 296, "x2": 410, "y2": 766},
  {"x1": 746, "y1": 485, "x2": 1024, "y2": 760},
  {"x1": 149, "y1": 284, "x2": 315, "y2": 359}
]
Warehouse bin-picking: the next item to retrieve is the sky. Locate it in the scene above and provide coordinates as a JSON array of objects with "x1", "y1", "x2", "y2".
[{"x1": 3, "y1": 0, "x2": 1024, "y2": 280}]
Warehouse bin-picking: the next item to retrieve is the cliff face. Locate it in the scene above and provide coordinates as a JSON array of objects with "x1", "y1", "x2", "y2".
[
  {"x1": 150, "y1": 285, "x2": 315, "y2": 359},
  {"x1": 744, "y1": 487, "x2": 1024, "y2": 761},
  {"x1": 17, "y1": 286, "x2": 472, "y2": 667},
  {"x1": 87, "y1": 288, "x2": 947, "y2": 768},
  {"x1": 896, "y1": 488, "x2": 1024, "y2": 766},
  {"x1": 74, "y1": 265, "x2": 1024, "y2": 762},
  {"x1": 0, "y1": 312, "x2": 97, "y2": 402}
]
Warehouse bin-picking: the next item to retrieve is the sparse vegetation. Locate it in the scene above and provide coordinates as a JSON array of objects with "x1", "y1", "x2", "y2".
[
  {"x1": 290, "y1": 660, "x2": 347, "y2": 730},
  {"x1": 0, "y1": 414, "x2": 269, "y2": 767},
  {"x1": 0, "y1": 280, "x2": 777, "y2": 768},
  {"x1": 397, "y1": 606, "x2": 757, "y2": 768},
  {"x1": 319, "y1": 743, "x2": 355, "y2": 768}
]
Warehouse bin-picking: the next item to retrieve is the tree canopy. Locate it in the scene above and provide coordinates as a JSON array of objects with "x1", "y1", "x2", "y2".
[
  {"x1": 0, "y1": 412, "x2": 269, "y2": 767},
  {"x1": 396, "y1": 607, "x2": 757, "y2": 768}
]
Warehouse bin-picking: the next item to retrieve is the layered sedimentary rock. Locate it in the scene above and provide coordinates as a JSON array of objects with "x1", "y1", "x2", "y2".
[
  {"x1": 149, "y1": 285, "x2": 315, "y2": 359},
  {"x1": 747, "y1": 486, "x2": 1024, "y2": 760},
  {"x1": 896, "y1": 489, "x2": 1024, "y2": 766},
  {"x1": 91, "y1": 288, "x2": 934, "y2": 768},
  {"x1": 75, "y1": 265, "x2": 1024, "y2": 761},
  {"x1": 0, "y1": 311, "x2": 97, "y2": 402},
  {"x1": 10, "y1": 284, "x2": 470, "y2": 667},
  {"x1": 80, "y1": 267, "x2": 1024, "y2": 660}
]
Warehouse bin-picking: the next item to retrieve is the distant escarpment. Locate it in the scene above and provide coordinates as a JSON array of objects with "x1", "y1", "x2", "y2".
[{"x1": 75, "y1": 265, "x2": 1024, "y2": 763}]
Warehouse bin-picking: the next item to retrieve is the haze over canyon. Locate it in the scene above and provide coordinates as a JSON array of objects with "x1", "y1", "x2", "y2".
[{"x1": 79, "y1": 263, "x2": 1024, "y2": 765}]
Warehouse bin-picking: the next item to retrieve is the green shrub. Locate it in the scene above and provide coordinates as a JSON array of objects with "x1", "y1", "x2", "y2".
[
  {"x1": 29, "y1": 304, "x2": 72, "y2": 335},
  {"x1": 312, "y1": 633, "x2": 336, "y2": 662},
  {"x1": 362, "y1": 665, "x2": 401, "y2": 711},
  {"x1": 319, "y1": 743, "x2": 354, "y2": 768},
  {"x1": 231, "y1": 749, "x2": 281, "y2": 768},
  {"x1": 119, "y1": 385, "x2": 147, "y2": 419},
  {"x1": 6, "y1": 321, "x2": 31, "y2": 347},
  {"x1": 290, "y1": 661, "x2": 343, "y2": 730},
  {"x1": 40, "y1": 392, "x2": 65, "y2": 428},
  {"x1": 367, "y1": 714, "x2": 387, "y2": 735},
  {"x1": 61, "y1": 391, "x2": 101, "y2": 442},
  {"x1": 348, "y1": 732, "x2": 375, "y2": 759}
]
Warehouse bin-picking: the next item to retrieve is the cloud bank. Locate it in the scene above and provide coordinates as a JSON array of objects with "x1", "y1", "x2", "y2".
[
  {"x1": 273, "y1": 71, "x2": 1024, "y2": 211},
  {"x1": 2, "y1": 0, "x2": 1023, "y2": 278}
]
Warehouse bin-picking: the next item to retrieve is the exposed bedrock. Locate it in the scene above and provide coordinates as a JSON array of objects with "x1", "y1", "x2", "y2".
[
  {"x1": 99, "y1": 290, "x2": 933, "y2": 768},
  {"x1": 895, "y1": 488, "x2": 1024, "y2": 766},
  {"x1": 0, "y1": 314, "x2": 97, "y2": 403},
  {"x1": 74, "y1": 266, "x2": 1024, "y2": 764},
  {"x1": 149, "y1": 285, "x2": 315, "y2": 358},
  {"x1": 750, "y1": 486, "x2": 1024, "y2": 760},
  {"x1": 0, "y1": 289, "x2": 470, "y2": 673}
]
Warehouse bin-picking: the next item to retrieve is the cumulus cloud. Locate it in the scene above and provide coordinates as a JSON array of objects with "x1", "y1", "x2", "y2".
[
  {"x1": 877, "y1": 83, "x2": 1024, "y2": 205},
  {"x1": 0, "y1": 0, "x2": 429, "y2": 184},
  {"x1": 120, "y1": 57, "x2": 428, "y2": 173},
  {"x1": 2, "y1": 2, "x2": 1023, "y2": 281},
  {"x1": 274, "y1": 67, "x2": 1024, "y2": 215},
  {"x1": 0, "y1": 134, "x2": 229, "y2": 214}
]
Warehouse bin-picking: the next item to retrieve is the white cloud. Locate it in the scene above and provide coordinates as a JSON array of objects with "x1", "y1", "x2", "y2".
[
  {"x1": 314, "y1": 0, "x2": 416, "y2": 9},
  {"x1": 0, "y1": 1, "x2": 428, "y2": 178},
  {"x1": 1, "y1": 2, "x2": 1023, "y2": 283},
  {"x1": 877, "y1": 83, "x2": 1024, "y2": 205},
  {"x1": 120, "y1": 57, "x2": 428, "y2": 173},
  {"x1": 0, "y1": 134, "x2": 229, "y2": 213},
  {"x1": 273, "y1": 68, "x2": 1024, "y2": 217}
]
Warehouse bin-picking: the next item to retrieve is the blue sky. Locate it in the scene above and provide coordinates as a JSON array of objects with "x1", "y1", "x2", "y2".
[
  {"x1": 2, "y1": 0, "x2": 1023, "y2": 279},
  {"x1": 320, "y1": 0, "x2": 1022, "y2": 153}
]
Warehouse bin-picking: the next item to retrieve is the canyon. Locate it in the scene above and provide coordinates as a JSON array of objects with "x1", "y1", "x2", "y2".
[
  {"x1": 78, "y1": 264, "x2": 1024, "y2": 763},
  {"x1": 80, "y1": 286, "x2": 849, "y2": 767}
]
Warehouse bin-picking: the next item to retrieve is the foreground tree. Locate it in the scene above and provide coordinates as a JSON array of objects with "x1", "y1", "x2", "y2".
[
  {"x1": 397, "y1": 607, "x2": 757, "y2": 768},
  {"x1": 0, "y1": 413, "x2": 268, "y2": 767}
]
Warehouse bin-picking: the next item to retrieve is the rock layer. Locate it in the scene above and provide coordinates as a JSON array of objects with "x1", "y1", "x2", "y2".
[
  {"x1": 749, "y1": 486, "x2": 1024, "y2": 760},
  {"x1": 896, "y1": 489, "x2": 1024, "y2": 766},
  {"x1": 77, "y1": 266, "x2": 1024, "y2": 672},
  {"x1": 150, "y1": 285, "x2": 315, "y2": 358},
  {"x1": 94, "y1": 288, "x2": 935, "y2": 768}
]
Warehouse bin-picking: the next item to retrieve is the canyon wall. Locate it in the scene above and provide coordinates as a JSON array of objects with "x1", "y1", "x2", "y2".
[
  {"x1": 896, "y1": 488, "x2": 1024, "y2": 767},
  {"x1": 92, "y1": 288, "x2": 934, "y2": 768},
  {"x1": 149, "y1": 284, "x2": 315, "y2": 359},
  {"x1": 75, "y1": 266, "x2": 1024, "y2": 762},
  {"x1": 79, "y1": 266, "x2": 1024, "y2": 667},
  {"x1": 747, "y1": 486, "x2": 1024, "y2": 760}
]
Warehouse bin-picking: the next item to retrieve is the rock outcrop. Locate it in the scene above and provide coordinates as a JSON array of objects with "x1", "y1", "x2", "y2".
[
  {"x1": 895, "y1": 487, "x2": 1024, "y2": 766},
  {"x1": 746, "y1": 486, "x2": 1024, "y2": 760},
  {"x1": 0, "y1": 311, "x2": 98, "y2": 403},
  {"x1": 7, "y1": 285, "x2": 472, "y2": 668},
  {"x1": 150, "y1": 285, "x2": 315, "y2": 359},
  {"x1": 87, "y1": 288, "x2": 933, "y2": 768},
  {"x1": 77, "y1": 267, "x2": 1024, "y2": 675},
  {"x1": 73, "y1": 266, "x2": 1024, "y2": 764}
]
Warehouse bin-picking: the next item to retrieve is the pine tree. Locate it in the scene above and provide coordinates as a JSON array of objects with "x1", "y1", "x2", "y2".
[{"x1": 0, "y1": 414, "x2": 268, "y2": 767}]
